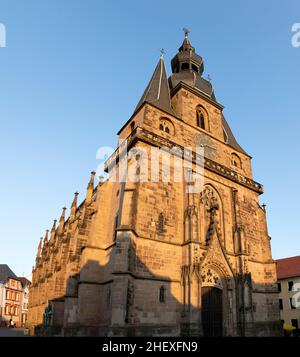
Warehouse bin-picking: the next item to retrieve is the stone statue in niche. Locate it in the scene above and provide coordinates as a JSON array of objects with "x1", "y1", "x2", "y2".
[{"x1": 200, "y1": 186, "x2": 222, "y2": 244}]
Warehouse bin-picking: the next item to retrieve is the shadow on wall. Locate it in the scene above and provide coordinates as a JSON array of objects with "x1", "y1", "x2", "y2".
[{"x1": 33, "y1": 235, "x2": 282, "y2": 337}]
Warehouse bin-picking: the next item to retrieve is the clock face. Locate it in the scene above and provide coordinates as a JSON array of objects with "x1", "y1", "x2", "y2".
[{"x1": 194, "y1": 132, "x2": 217, "y2": 160}]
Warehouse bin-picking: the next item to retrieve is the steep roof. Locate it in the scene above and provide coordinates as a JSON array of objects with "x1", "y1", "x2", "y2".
[
  {"x1": 276, "y1": 256, "x2": 300, "y2": 280},
  {"x1": 134, "y1": 56, "x2": 176, "y2": 117},
  {"x1": 222, "y1": 114, "x2": 249, "y2": 156},
  {"x1": 125, "y1": 36, "x2": 250, "y2": 158},
  {"x1": 0, "y1": 264, "x2": 18, "y2": 283}
]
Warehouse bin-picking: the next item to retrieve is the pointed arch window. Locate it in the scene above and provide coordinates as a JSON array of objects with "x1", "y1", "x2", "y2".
[
  {"x1": 196, "y1": 106, "x2": 208, "y2": 131},
  {"x1": 231, "y1": 153, "x2": 242, "y2": 169}
]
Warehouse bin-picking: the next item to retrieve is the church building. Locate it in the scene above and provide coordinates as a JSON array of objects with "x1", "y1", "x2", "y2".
[{"x1": 27, "y1": 32, "x2": 281, "y2": 336}]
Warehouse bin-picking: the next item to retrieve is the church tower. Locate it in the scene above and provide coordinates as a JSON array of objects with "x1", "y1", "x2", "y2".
[{"x1": 28, "y1": 32, "x2": 281, "y2": 337}]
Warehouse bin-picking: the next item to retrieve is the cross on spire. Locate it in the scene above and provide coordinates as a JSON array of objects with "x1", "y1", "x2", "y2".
[{"x1": 160, "y1": 48, "x2": 166, "y2": 59}]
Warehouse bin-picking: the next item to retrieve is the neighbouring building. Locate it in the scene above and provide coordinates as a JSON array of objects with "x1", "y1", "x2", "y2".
[
  {"x1": 0, "y1": 265, "x2": 25, "y2": 327},
  {"x1": 20, "y1": 277, "x2": 31, "y2": 326},
  {"x1": 276, "y1": 256, "x2": 300, "y2": 334},
  {"x1": 28, "y1": 32, "x2": 281, "y2": 337}
]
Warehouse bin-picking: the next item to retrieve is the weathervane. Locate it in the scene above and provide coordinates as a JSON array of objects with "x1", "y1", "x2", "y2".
[
  {"x1": 160, "y1": 48, "x2": 166, "y2": 59},
  {"x1": 183, "y1": 27, "x2": 190, "y2": 38},
  {"x1": 207, "y1": 74, "x2": 212, "y2": 82}
]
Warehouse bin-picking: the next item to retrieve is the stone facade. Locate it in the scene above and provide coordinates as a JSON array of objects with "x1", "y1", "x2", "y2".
[{"x1": 27, "y1": 34, "x2": 281, "y2": 336}]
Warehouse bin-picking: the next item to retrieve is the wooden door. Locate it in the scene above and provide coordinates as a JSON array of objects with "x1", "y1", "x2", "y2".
[{"x1": 201, "y1": 286, "x2": 223, "y2": 337}]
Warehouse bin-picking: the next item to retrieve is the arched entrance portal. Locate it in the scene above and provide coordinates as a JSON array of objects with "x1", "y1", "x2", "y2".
[
  {"x1": 201, "y1": 286, "x2": 223, "y2": 336},
  {"x1": 201, "y1": 268, "x2": 223, "y2": 337}
]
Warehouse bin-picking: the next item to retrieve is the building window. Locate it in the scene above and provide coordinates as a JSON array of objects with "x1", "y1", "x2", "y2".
[
  {"x1": 159, "y1": 118, "x2": 174, "y2": 135},
  {"x1": 191, "y1": 64, "x2": 199, "y2": 73},
  {"x1": 196, "y1": 106, "x2": 208, "y2": 131},
  {"x1": 277, "y1": 283, "x2": 281, "y2": 293},
  {"x1": 181, "y1": 63, "x2": 189, "y2": 70},
  {"x1": 288, "y1": 281, "x2": 294, "y2": 291},
  {"x1": 157, "y1": 213, "x2": 165, "y2": 234},
  {"x1": 5, "y1": 305, "x2": 9, "y2": 315},
  {"x1": 291, "y1": 319, "x2": 299, "y2": 329},
  {"x1": 15, "y1": 306, "x2": 18, "y2": 316},
  {"x1": 197, "y1": 112, "x2": 205, "y2": 129},
  {"x1": 6, "y1": 290, "x2": 10, "y2": 300},
  {"x1": 289, "y1": 297, "x2": 296, "y2": 309},
  {"x1": 231, "y1": 153, "x2": 242, "y2": 169},
  {"x1": 16, "y1": 293, "x2": 19, "y2": 301},
  {"x1": 159, "y1": 285, "x2": 166, "y2": 303},
  {"x1": 279, "y1": 299, "x2": 283, "y2": 310}
]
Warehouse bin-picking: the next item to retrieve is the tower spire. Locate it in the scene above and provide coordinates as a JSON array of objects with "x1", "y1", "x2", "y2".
[
  {"x1": 171, "y1": 30, "x2": 204, "y2": 76},
  {"x1": 134, "y1": 54, "x2": 175, "y2": 117}
]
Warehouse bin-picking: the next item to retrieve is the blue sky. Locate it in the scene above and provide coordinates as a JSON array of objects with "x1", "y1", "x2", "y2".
[{"x1": 0, "y1": 0, "x2": 299, "y2": 276}]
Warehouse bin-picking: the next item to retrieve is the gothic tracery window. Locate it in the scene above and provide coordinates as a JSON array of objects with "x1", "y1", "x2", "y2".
[
  {"x1": 196, "y1": 106, "x2": 208, "y2": 131},
  {"x1": 159, "y1": 118, "x2": 174, "y2": 135}
]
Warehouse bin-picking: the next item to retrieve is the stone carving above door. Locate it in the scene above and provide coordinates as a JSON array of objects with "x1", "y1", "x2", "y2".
[{"x1": 201, "y1": 268, "x2": 222, "y2": 290}]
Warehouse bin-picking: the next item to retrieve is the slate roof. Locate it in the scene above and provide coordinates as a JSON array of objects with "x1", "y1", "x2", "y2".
[
  {"x1": 276, "y1": 256, "x2": 300, "y2": 280},
  {"x1": 222, "y1": 114, "x2": 249, "y2": 156},
  {"x1": 134, "y1": 57, "x2": 176, "y2": 117},
  {"x1": 0, "y1": 264, "x2": 18, "y2": 283},
  {"x1": 169, "y1": 71, "x2": 214, "y2": 97}
]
